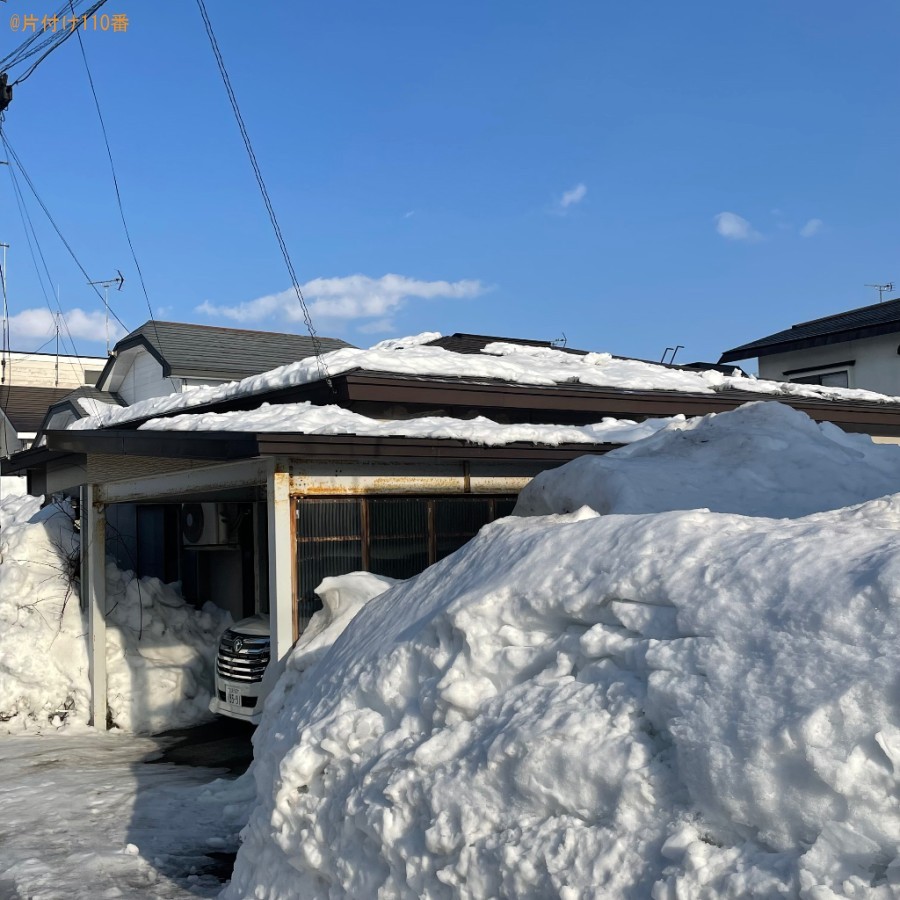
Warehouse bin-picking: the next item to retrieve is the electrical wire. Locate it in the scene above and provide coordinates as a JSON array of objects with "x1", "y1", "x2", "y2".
[
  {"x1": 1, "y1": 0, "x2": 111, "y2": 86},
  {"x1": 4, "y1": 145, "x2": 84, "y2": 375},
  {"x1": 0, "y1": 127, "x2": 131, "y2": 335},
  {"x1": 194, "y1": 0, "x2": 332, "y2": 387},
  {"x1": 68, "y1": 1, "x2": 165, "y2": 360}
]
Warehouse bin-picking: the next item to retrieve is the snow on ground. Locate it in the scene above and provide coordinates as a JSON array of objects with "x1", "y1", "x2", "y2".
[
  {"x1": 70, "y1": 333, "x2": 900, "y2": 433},
  {"x1": 226, "y1": 402, "x2": 900, "y2": 899},
  {"x1": 0, "y1": 731, "x2": 250, "y2": 899},
  {"x1": 0, "y1": 490, "x2": 41, "y2": 529},
  {"x1": 228, "y1": 500, "x2": 900, "y2": 899},
  {"x1": 139, "y1": 399, "x2": 681, "y2": 447},
  {"x1": 0, "y1": 499, "x2": 229, "y2": 734},
  {"x1": 516, "y1": 401, "x2": 900, "y2": 518}
]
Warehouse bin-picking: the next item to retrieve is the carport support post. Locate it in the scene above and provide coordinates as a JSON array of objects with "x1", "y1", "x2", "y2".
[
  {"x1": 85, "y1": 484, "x2": 108, "y2": 729},
  {"x1": 267, "y1": 469, "x2": 294, "y2": 664}
]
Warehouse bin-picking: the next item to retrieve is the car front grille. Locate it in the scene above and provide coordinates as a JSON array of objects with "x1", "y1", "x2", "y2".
[{"x1": 216, "y1": 630, "x2": 271, "y2": 684}]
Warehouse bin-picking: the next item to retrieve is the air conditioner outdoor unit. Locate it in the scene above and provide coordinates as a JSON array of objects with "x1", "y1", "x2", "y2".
[{"x1": 181, "y1": 502, "x2": 231, "y2": 547}]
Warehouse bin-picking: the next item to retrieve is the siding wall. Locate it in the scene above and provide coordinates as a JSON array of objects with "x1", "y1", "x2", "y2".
[
  {"x1": 758, "y1": 333, "x2": 900, "y2": 395},
  {"x1": 3, "y1": 352, "x2": 105, "y2": 390},
  {"x1": 118, "y1": 350, "x2": 182, "y2": 404}
]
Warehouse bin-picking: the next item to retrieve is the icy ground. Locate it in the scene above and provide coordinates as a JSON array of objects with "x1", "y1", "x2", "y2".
[{"x1": 0, "y1": 732, "x2": 251, "y2": 900}]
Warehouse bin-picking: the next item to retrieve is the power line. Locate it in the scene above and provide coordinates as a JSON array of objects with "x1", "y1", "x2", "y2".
[
  {"x1": 4, "y1": 135, "x2": 88, "y2": 382},
  {"x1": 1, "y1": 0, "x2": 111, "y2": 86},
  {"x1": 5, "y1": 186, "x2": 87, "y2": 393},
  {"x1": 0, "y1": 127, "x2": 131, "y2": 335},
  {"x1": 6, "y1": 154, "x2": 78, "y2": 341},
  {"x1": 68, "y1": 2, "x2": 164, "y2": 357},
  {"x1": 194, "y1": 0, "x2": 332, "y2": 387}
]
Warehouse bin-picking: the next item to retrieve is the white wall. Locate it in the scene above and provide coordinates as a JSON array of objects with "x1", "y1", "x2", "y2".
[
  {"x1": 758, "y1": 333, "x2": 900, "y2": 395},
  {"x1": 3, "y1": 351, "x2": 106, "y2": 390},
  {"x1": 117, "y1": 349, "x2": 182, "y2": 405}
]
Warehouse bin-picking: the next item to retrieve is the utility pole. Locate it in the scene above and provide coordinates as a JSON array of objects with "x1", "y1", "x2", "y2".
[
  {"x1": 87, "y1": 271, "x2": 125, "y2": 355},
  {"x1": 0, "y1": 241, "x2": 8, "y2": 387}
]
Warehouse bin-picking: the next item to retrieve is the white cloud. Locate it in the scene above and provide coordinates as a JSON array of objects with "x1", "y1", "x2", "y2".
[
  {"x1": 356, "y1": 318, "x2": 396, "y2": 335},
  {"x1": 557, "y1": 183, "x2": 587, "y2": 212},
  {"x1": 714, "y1": 211, "x2": 762, "y2": 242},
  {"x1": 800, "y1": 218, "x2": 823, "y2": 238},
  {"x1": 8, "y1": 307, "x2": 126, "y2": 344},
  {"x1": 197, "y1": 274, "x2": 486, "y2": 326}
]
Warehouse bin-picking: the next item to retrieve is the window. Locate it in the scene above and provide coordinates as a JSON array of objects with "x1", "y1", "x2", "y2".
[
  {"x1": 791, "y1": 370, "x2": 849, "y2": 388},
  {"x1": 295, "y1": 495, "x2": 516, "y2": 623}
]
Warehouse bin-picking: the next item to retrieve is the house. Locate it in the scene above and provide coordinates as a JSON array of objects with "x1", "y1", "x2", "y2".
[
  {"x1": 22, "y1": 320, "x2": 356, "y2": 570},
  {"x1": 0, "y1": 349, "x2": 108, "y2": 456},
  {"x1": 8, "y1": 329, "x2": 900, "y2": 728},
  {"x1": 719, "y1": 296, "x2": 900, "y2": 394}
]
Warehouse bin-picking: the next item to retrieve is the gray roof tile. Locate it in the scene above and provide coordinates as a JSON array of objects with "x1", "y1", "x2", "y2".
[
  {"x1": 720, "y1": 297, "x2": 900, "y2": 362},
  {"x1": 114, "y1": 321, "x2": 354, "y2": 381}
]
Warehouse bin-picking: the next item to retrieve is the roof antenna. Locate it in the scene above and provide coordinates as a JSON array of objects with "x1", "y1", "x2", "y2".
[
  {"x1": 660, "y1": 345, "x2": 684, "y2": 365},
  {"x1": 551, "y1": 332, "x2": 567, "y2": 348},
  {"x1": 865, "y1": 282, "x2": 893, "y2": 303},
  {"x1": 87, "y1": 271, "x2": 125, "y2": 355}
]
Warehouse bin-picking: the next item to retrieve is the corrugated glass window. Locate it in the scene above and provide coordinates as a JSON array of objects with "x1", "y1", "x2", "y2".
[
  {"x1": 295, "y1": 495, "x2": 516, "y2": 628},
  {"x1": 369, "y1": 498, "x2": 429, "y2": 579},
  {"x1": 296, "y1": 499, "x2": 363, "y2": 626},
  {"x1": 434, "y1": 498, "x2": 492, "y2": 560}
]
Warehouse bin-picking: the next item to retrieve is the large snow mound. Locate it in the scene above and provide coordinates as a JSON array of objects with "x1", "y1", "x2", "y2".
[
  {"x1": 0, "y1": 500, "x2": 229, "y2": 733},
  {"x1": 228, "y1": 500, "x2": 900, "y2": 898},
  {"x1": 516, "y1": 401, "x2": 900, "y2": 518}
]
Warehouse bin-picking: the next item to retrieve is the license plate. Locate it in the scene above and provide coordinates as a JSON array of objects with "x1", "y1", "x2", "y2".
[{"x1": 226, "y1": 685, "x2": 241, "y2": 707}]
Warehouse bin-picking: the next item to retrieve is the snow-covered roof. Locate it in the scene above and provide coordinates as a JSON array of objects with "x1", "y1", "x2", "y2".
[
  {"x1": 139, "y1": 401, "x2": 681, "y2": 448},
  {"x1": 70, "y1": 333, "x2": 900, "y2": 434}
]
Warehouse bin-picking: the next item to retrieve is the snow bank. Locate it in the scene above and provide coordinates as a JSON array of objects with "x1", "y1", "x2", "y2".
[
  {"x1": 70, "y1": 334, "x2": 900, "y2": 433},
  {"x1": 0, "y1": 500, "x2": 229, "y2": 733},
  {"x1": 0, "y1": 490, "x2": 42, "y2": 529},
  {"x1": 251, "y1": 572, "x2": 399, "y2": 792},
  {"x1": 227, "y1": 499, "x2": 900, "y2": 898},
  {"x1": 139, "y1": 400, "x2": 679, "y2": 448},
  {"x1": 516, "y1": 401, "x2": 900, "y2": 518}
]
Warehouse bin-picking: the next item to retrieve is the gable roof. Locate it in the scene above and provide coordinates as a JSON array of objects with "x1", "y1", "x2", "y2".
[
  {"x1": 719, "y1": 297, "x2": 900, "y2": 363},
  {"x1": 32, "y1": 386, "x2": 125, "y2": 446},
  {"x1": 0, "y1": 385, "x2": 73, "y2": 433},
  {"x1": 97, "y1": 320, "x2": 354, "y2": 387}
]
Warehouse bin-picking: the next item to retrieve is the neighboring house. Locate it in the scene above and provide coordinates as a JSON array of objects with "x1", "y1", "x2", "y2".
[
  {"x1": 8, "y1": 328, "x2": 900, "y2": 729},
  {"x1": 0, "y1": 350, "x2": 108, "y2": 456},
  {"x1": 93, "y1": 320, "x2": 353, "y2": 405},
  {"x1": 719, "y1": 297, "x2": 900, "y2": 393}
]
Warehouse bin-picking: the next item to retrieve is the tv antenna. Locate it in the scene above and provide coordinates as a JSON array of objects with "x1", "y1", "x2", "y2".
[
  {"x1": 660, "y1": 344, "x2": 684, "y2": 365},
  {"x1": 87, "y1": 270, "x2": 125, "y2": 354},
  {"x1": 865, "y1": 282, "x2": 893, "y2": 303}
]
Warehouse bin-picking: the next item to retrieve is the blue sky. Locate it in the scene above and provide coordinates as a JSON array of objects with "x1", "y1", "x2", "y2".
[{"x1": 1, "y1": 0, "x2": 899, "y2": 366}]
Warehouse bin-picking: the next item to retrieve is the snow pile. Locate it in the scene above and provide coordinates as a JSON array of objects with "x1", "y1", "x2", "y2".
[
  {"x1": 0, "y1": 500, "x2": 229, "y2": 733},
  {"x1": 255, "y1": 572, "x2": 400, "y2": 723},
  {"x1": 70, "y1": 333, "x2": 900, "y2": 433},
  {"x1": 226, "y1": 405, "x2": 900, "y2": 898},
  {"x1": 0, "y1": 490, "x2": 42, "y2": 529},
  {"x1": 516, "y1": 401, "x2": 900, "y2": 518},
  {"x1": 228, "y1": 499, "x2": 900, "y2": 899},
  {"x1": 139, "y1": 400, "x2": 680, "y2": 447}
]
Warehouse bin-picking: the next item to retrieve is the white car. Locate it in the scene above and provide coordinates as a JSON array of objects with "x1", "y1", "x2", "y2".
[{"x1": 209, "y1": 615, "x2": 271, "y2": 725}]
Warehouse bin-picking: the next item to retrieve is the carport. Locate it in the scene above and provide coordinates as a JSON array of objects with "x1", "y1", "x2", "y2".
[{"x1": 13, "y1": 427, "x2": 613, "y2": 728}]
